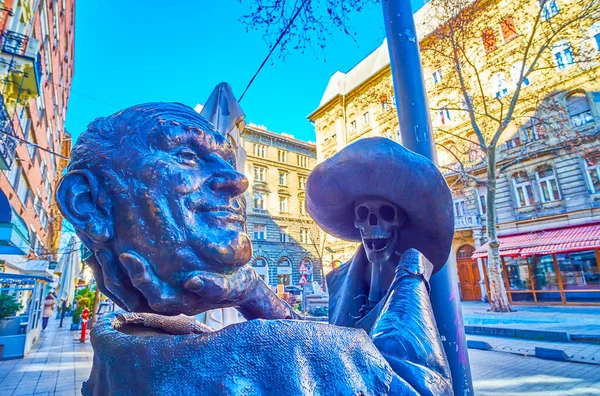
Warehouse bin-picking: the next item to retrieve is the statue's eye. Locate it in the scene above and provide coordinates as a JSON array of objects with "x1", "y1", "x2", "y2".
[{"x1": 176, "y1": 149, "x2": 199, "y2": 165}]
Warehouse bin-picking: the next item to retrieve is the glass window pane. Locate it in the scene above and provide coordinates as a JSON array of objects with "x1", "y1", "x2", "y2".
[
  {"x1": 510, "y1": 292, "x2": 535, "y2": 302},
  {"x1": 535, "y1": 292, "x2": 562, "y2": 303},
  {"x1": 530, "y1": 255, "x2": 560, "y2": 290},
  {"x1": 504, "y1": 257, "x2": 532, "y2": 290},
  {"x1": 556, "y1": 250, "x2": 600, "y2": 290}
]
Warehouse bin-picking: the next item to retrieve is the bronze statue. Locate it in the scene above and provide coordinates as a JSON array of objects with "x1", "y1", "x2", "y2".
[{"x1": 57, "y1": 103, "x2": 453, "y2": 395}]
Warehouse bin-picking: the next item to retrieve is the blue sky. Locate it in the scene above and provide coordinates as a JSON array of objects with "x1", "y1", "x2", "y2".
[{"x1": 65, "y1": 1, "x2": 425, "y2": 143}]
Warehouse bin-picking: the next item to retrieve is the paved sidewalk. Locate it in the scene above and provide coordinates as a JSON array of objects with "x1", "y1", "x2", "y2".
[
  {"x1": 462, "y1": 302, "x2": 600, "y2": 338},
  {"x1": 0, "y1": 316, "x2": 92, "y2": 396},
  {"x1": 468, "y1": 334, "x2": 600, "y2": 365}
]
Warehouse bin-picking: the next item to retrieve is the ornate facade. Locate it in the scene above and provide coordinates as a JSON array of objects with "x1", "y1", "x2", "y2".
[{"x1": 309, "y1": 0, "x2": 600, "y2": 304}]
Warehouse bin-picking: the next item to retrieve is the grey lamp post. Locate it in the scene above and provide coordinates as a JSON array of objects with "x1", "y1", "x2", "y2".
[{"x1": 381, "y1": 0, "x2": 473, "y2": 394}]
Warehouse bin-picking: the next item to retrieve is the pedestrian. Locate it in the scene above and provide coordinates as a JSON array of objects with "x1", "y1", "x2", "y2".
[{"x1": 42, "y1": 293, "x2": 56, "y2": 331}]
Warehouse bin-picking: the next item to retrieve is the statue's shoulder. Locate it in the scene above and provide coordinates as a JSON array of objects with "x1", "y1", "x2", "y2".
[{"x1": 325, "y1": 261, "x2": 351, "y2": 293}]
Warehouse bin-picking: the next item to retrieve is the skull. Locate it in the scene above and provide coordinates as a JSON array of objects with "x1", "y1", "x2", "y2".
[{"x1": 354, "y1": 196, "x2": 406, "y2": 265}]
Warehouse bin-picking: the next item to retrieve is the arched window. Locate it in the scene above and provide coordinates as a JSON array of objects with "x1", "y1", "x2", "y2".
[
  {"x1": 566, "y1": 92, "x2": 594, "y2": 127},
  {"x1": 552, "y1": 40, "x2": 575, "y2": 71},
  {"x1": 491, "y1": 73, "x2": 509, "y2": 99},
  {"x1": 510, "y1": 62, "x2": 530, "y2": 88},
  {"x1": 521, "y1": 110, "x2": 544, "y2": 141},
  {"x1": 512, "y1": 171, "x2": 535, "y2": 208},
  {"x1": 278, "y1": 258, "x2": 291, "y2": 267},
  {"x1": 589, "y1": 22, "x2": 600, "y2": 51},
  {"x1": 457, "y1": 245, "x2": 475, "y2": 260},
  {"x1": 535, "y1": 166, "x2": 561, "y2": 203},
  {"x1": 585, "y1": 154, "x2": 600, "y2": 193},
  {"x1": 253, "y1": 257, "x2": 267, "y2": 267}
]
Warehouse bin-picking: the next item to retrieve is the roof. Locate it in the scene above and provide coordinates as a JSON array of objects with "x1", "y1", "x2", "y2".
[
  {"x1": 244, "y1": 124, "x2": 316, "y2": 153},
  {"x1": 472, "y1": 223, "x2": 600, "y2": 259}
]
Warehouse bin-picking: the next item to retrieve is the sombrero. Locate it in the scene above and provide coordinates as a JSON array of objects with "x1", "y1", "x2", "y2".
[{"x1": 306, "y1": 137, "x2": 454, "y2": 272}]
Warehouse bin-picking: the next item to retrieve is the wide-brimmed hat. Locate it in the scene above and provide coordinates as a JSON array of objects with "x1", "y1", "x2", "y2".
[{"x1": 306, "y1": 137, "x2": 454, "y2": 271}]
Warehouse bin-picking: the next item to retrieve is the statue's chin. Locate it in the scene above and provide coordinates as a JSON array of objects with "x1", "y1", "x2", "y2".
[{"x1": 199, "y1": 232, "x2": 252, "y2": 272}]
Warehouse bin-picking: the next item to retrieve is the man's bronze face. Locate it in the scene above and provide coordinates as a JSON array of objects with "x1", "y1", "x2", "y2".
[{"x1": 111, "y1": 117, "x2": 252, "y2": 285}]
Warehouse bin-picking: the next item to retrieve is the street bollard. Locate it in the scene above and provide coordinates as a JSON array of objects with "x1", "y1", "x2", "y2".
[{"x1": 80, "y1": 307, "x2": 90, "y2": 343}]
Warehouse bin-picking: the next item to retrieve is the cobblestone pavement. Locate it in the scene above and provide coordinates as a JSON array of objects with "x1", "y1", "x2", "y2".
[
  {"x1": 470, "y1": 349, "x2": 600, "y2": 396},
  {"x1": 2, "y1": 315, "x2": 600, "y2": 395}
]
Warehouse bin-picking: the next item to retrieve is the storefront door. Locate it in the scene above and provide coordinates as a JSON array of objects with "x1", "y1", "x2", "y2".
[{"x1": 457, "y1": 245, "x2": 481, "y2": 301}]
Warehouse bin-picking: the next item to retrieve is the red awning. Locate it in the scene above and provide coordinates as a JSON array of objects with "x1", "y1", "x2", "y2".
[{"x1": 471, "y1": 223, "x2": 600, "y2": 259}]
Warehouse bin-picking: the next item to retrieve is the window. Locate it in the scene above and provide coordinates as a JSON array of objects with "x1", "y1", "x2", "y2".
[
  {"x1": 552, "y1": 41, "x2": 575, "y2": 71},
  {"x1": 478, "y1": 192, "x2": 487, "y2": 215},
  {"x1": 510, "y1": 62, "x2": 530, "y2": 88},
  {"x1": 280, "y1": 227, "x2": 289, "y2": 243},
  {"x1": 299, "y1": 197, "x2": 306, "y2": 215},
  {"x1": 253, "y1": 166, "x2": 267, "y2": 182},
  {"x1": 432, "y1": 69, "x2": 443, "y2": 84},
  {"x1": 381, "y1": 99, "x2": 390, "y2": 112},
  {"x1": 253, "y1": 224, "x2": 266, "y2": 240},
  {"x1": 363, "y1": 112, "x2": 370, "y2": 125},
  {"x1": 523, "y1": 117, "x2": 544, "y2": 141},
  {"x1": 253, "y1": 257, "x2": 267, "y2": 266},
  {"x1": 277, "y1": 150, "x2": 287, "y2": 163},
  {"x1": 482, "y1": 28, "x2": 497, "y2": 53},
  {"x1": 18, "y1": 107, "x2": 31, "y2": 139},
  {"x1": 298, "y1": 176, "x2": 307, "y2": 190},
  {"x1": 279, "y1": 196, "x2": 288, "y2": 213},
  {"x1": 439, "y1": 106, "x2": 451, "y2": 125},
  {"x1": 300, "y1": 228, "x2": 311, "y2": 244},
  {"x1": 453, "y1": 199, "x2": 467, "y2": 217},
  {"x1": 253, "y1": 192, "x2": 266, "y2": 210},
  {"x1": 16, "y1": 171, "x2": 30, "y2": 204},
  {"x1": 6, "y1": 160, "x2": 21, "y2": 188},
  {"x1": 491, "y1": 73, "x2": 509, "y2": 99},
  {"x1": 279, "y1": 172, "x2": 287, "y2": 186},
  {"x1": 505, "y1": 135, "x2": 521, "y2": 150},
  {"x1": 585, "y1": 155, "x2": 600, "y2": 193},
  {"x1": 500, "y1": 17, "x2": 517, "y2": 42},
  {"x1": 566, "y1": 92, "x2": 594, "y2": 127},
  {"x1": 590, "y1": 22, "x2": 600, "y2": 51},
  {"x1": 536, "y1": 167, "x2": 561, "y2": 203},
  {"x1": 253, "y1": 143, "x2": 267, "y2": 158},
  {"x1": 297, "y1": 155, "x2": 308, "y2": 168},
  {"x1": 541, "y1": 0, "x2": 559, "y2": 21},
  {"x1": 349, "y1": 120, "x2": 357, "y2": 134},
  {"x1": 513, "y1": 172, "x2": 535, "y2": 207}
]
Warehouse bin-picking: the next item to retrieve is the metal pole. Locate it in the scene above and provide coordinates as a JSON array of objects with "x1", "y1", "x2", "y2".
[
  {"x1": 381, "y1": 1, "x2": 473, "y2": 394},
  {"x1": 59, "y1": 301, "x2": 66, "y2": 328}
]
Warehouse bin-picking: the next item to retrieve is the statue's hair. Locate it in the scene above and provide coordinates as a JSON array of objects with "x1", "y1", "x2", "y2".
[{"x1": 68, "y1": 102, "x2": 218, "y2": 175}]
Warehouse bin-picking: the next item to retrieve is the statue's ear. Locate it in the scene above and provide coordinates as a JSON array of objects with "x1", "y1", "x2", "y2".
[{"x1": 56, "y1": 170, "x2": 114, "y2": 243}]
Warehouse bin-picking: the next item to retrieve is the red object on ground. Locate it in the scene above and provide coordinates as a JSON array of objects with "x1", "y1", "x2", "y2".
[
  {"x1": 472, "y1": 223, "x2": 600, "y2": 259},
  {"x1": 80, "y1": 308, "x2": 90, "y2": 343}
]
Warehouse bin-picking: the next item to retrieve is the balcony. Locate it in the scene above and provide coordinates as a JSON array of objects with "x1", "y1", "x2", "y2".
[
  {"x1": 0, "y1": 94, "x2": 18, "y2": 170},
  {"x1": 455, "y1": 215, "x2": 482, "y2": 230},
  {"x1": 0, "y1": 30, "x2": 42, "y2": 102}
]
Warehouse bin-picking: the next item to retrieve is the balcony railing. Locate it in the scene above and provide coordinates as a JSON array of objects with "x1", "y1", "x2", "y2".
[
  {"x1": 455, "y1": 215, "x2": 482, "y2": 230},
  {"x1": 0, "y1": 94, "x2": 18, "y2": 170},
  {"x1": 1, "y1": 30, "x2": 40, "y2": 61}
]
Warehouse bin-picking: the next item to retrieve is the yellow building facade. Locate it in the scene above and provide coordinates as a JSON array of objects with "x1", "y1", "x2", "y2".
[{"x1": 309, "y1": 0, "x2": 600, "y2": 304}]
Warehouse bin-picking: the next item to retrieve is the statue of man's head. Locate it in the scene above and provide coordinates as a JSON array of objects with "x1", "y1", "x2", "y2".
[{"x1": 57, "y1": 103, "x2": 252, "y2": 315}]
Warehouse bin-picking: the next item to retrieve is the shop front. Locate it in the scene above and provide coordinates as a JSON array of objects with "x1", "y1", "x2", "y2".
[{"x1": 472, "y1": 223, "x2": 600, "y2": 305}]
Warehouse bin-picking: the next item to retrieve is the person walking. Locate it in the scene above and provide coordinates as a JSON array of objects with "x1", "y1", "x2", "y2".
[{"x1": 42, "y1": 293, "x2": 56, "y2": 331}]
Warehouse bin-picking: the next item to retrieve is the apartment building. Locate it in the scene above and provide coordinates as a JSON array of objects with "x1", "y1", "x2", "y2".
[
  {"x1": 0, "y1": 0, "x2": 74, "y2": 273},
  {"x1": 242, "y1": 124, "x2": 322, "y2": 291},
  {"x1": 309, "y1": 0, "x2": 600, "y2": 304}
]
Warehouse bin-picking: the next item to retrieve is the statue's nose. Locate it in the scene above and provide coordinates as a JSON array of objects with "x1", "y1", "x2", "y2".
[{"x1": 208, "y1": 170, "x2": 248, "y2": 197}]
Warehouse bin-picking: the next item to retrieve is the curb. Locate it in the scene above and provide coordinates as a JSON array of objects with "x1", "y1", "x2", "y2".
[{"x1": 465, "y1": 325, "x2": 571, "y2": 342}]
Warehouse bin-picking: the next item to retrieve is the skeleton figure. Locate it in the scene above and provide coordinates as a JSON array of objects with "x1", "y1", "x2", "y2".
[{"x1": 354, "y1": 196, "x2": 407, "y2": 311}]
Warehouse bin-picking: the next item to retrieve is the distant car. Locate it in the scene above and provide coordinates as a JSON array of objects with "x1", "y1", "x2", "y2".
[{"x1": 284, "y1": 285, "x2": 302, "y2": 296}]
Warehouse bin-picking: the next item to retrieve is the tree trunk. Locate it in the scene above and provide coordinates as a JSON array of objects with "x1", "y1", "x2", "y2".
[
  {"x1": 90, "y1": 287, "x2": 101, "y2": 329},
  {"x1": 485, "y1": 148, "x2": 513, "y2": 312}
]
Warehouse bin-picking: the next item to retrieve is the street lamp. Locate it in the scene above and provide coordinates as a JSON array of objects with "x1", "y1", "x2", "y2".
[{"x1": 381, "y1": 0, "x2": 472, "y2": 393}]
